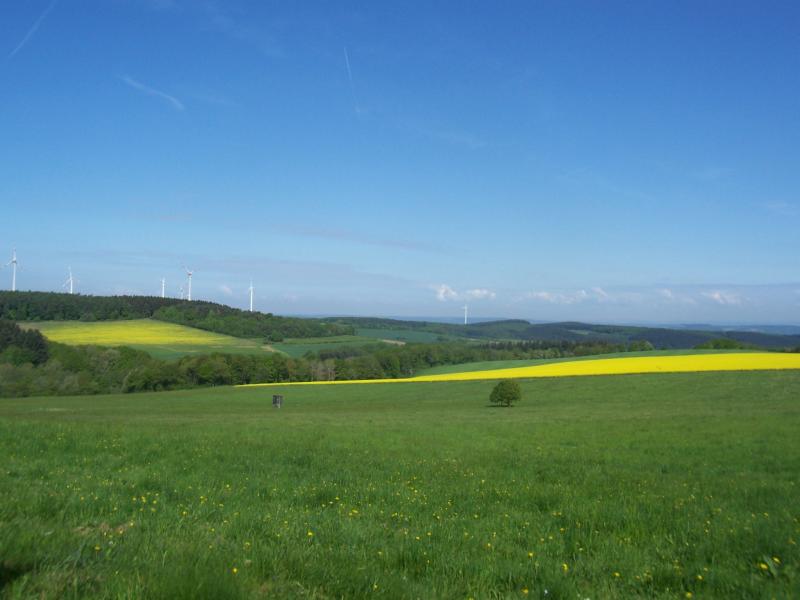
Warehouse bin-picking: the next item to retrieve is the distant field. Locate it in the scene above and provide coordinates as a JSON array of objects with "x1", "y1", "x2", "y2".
[
  {"x1": 1, "y1": 371, "x2": 798, "y2": 597},
  {"x1": 21, "y1": 319, "x2": 271, "y2": 360},
  {"x1": 272, "y1": 335, "x2": 387, "y2": 357},
  {"x1": 418, "y1": 349, "x2": 754, "y2": 375},
  {"x1": 357, "y1": 328, "x2": 447, "y2": 343}
]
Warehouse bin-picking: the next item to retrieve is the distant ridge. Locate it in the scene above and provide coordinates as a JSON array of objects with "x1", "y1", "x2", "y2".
[
  {"x1": 324, "y1": 316, "x2": 800, "y2": 350},
  {"x1": 3, "y1": 292, "x2": 798, "y2": 350}
]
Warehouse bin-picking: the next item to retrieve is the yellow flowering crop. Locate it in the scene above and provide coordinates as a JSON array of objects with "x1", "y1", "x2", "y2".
[
  {"x1": 24, "y1": 319, "x2": 236, "y2": 346},
  {"x1": 239, "y1": 352, "x2": 800, "y2": 388}
]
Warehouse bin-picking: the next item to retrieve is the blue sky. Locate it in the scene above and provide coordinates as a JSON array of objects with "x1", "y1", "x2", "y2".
[{"x1": 1, "y1": 1, "x2": 798, "y2": 324}]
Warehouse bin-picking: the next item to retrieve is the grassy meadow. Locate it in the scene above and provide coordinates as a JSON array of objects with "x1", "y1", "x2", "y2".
[
  {"x1": 20, "y1": 319, "x2": 271, "y2": 360},
  {"x1": 271, "y1": 335, "x2": 390, "y2": 358},
  {"x1": 356, "y1": 328, "x2": 448, "y2": 344},
  {"x1": 1, "y1": 371, "x2": 798, "y2": 598}
]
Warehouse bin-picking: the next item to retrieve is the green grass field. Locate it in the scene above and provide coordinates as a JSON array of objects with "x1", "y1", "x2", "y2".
[
  {"x1": 20, "y1": 319, "x2": 272, "y2": 360},
  {"x1": 271, "y1": 335, "x2": 388, "y2": 358},
  {"x1": 1, "y1": 371, "x2": 798, "y2": 598}
]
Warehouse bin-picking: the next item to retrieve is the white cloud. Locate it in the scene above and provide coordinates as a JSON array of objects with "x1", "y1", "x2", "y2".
[
  {"x1": 120, "y1": 75, "x2": 185, "y2": 111},
  {"x1": 657, "y1": 288, "x2": 696, "y2": 305},
  {"x1": 701, "y1": 290, "x2": 743, "y2": 306},
  {"x1": 432, "y1": 284, "x2": 459, "y2": 302},
  {"x1": 9, "y1": 0, "x2": 58, "y2": 58},
  {"x1": 432, "y1": 284, "x2": 496, "y2": 302},
  {"x1": 219, "y1": 284, "x2": 233, "y2": 296},
  {"x1": 465, "y1": 288, "x2": 496, "y2": 300},
  {"x1": 525, "y1": 288, "x2": 598, "y2": 305},
  {"x1": 526, "y1": 291, "x2": 557, "y2": 303}
]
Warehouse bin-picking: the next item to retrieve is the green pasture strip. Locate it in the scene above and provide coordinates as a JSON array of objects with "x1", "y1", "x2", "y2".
[
  {"x1": 272, "y1": 335, "x2": 386, "y2": 357},
  {"x1": 132, "y1": 342, "x2": 272, "y2": 361},
  {"x1": 356, "y1": 328, "x2": 447, "y2": 343},
  {"x1": 0, "y1": 371, "x2": 798, "y2": 598}
]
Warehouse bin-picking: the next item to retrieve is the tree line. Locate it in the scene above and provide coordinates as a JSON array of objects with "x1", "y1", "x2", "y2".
[{"x1": 0, "y1": 320, "x2": 49, "y2": 366}]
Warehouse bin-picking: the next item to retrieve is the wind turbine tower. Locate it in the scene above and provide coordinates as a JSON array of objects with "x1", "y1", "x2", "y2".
[
  {"x1": 183, "y1": 267, "x2": 194, "y2": 301},
  {"x1": 463, "y1": 304, "x2": 468, "y2": 325},
  {"x1": 248, "y1": 279, "x2": 254, "y2": 312},
  {"x1": 4, "y1": 248, "x2": 18, "y2": 292},
  {"x1": 161, "y1": 277, "x2": 166, "y2": 298},
  {"x1": 65, "y1": 267, "x2": 75, "y2": 295}
]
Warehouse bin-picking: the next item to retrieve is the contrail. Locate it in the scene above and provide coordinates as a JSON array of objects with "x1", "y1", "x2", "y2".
[
  {"x1": 8, "y1": 0, "x2": 59, "y2": 58},
  {"x1": 120, "y1": 75, "x2": 185, "y2": 111},
  {"x1": 343, "y1": 46, "x2": 361, "y2": 115}
]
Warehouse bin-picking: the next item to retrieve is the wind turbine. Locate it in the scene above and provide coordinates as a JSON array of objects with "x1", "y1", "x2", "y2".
[
  {"x1": 183, "y1": 266, "x2": 194, "y2": 301},
  {"x1": 248, "y1": 279, "x2": 254, "y2": 312},
  {"x1": 161, "y1": 277, "x2": 166, "y2": 298},
  {"x1": 463, "y1": 304, "x2": 468, "y2": 325},
  {"x1": 3, "y1": 248, "x2": 18, "y2": 292},
  {"x1": 63, "y1": 267, "x2": 75, "y2": 295},
  {"x1": 179, "y1": 285, "x2": 185, "y2": 300}
]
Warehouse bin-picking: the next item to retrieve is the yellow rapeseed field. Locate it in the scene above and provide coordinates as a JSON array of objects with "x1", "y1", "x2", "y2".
[
  {"x1": 24, "y1": 319, "x2": 235, "y2": 346},
  {"x1": 239, "y1": 352, "x2": 800, "y2": 388}
]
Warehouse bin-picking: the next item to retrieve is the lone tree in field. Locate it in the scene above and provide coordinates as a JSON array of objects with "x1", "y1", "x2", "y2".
[{"x1": 489, "y1": 379, "x2": 521, "y2": 407}]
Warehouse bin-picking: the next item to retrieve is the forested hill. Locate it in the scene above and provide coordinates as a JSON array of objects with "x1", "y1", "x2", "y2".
[
  {"x1": 325, "y1": 317, "x2": 800, "y2": 350},
  {"x1": 0, "y1": 292, "x2": 352, "y2": 340}
]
